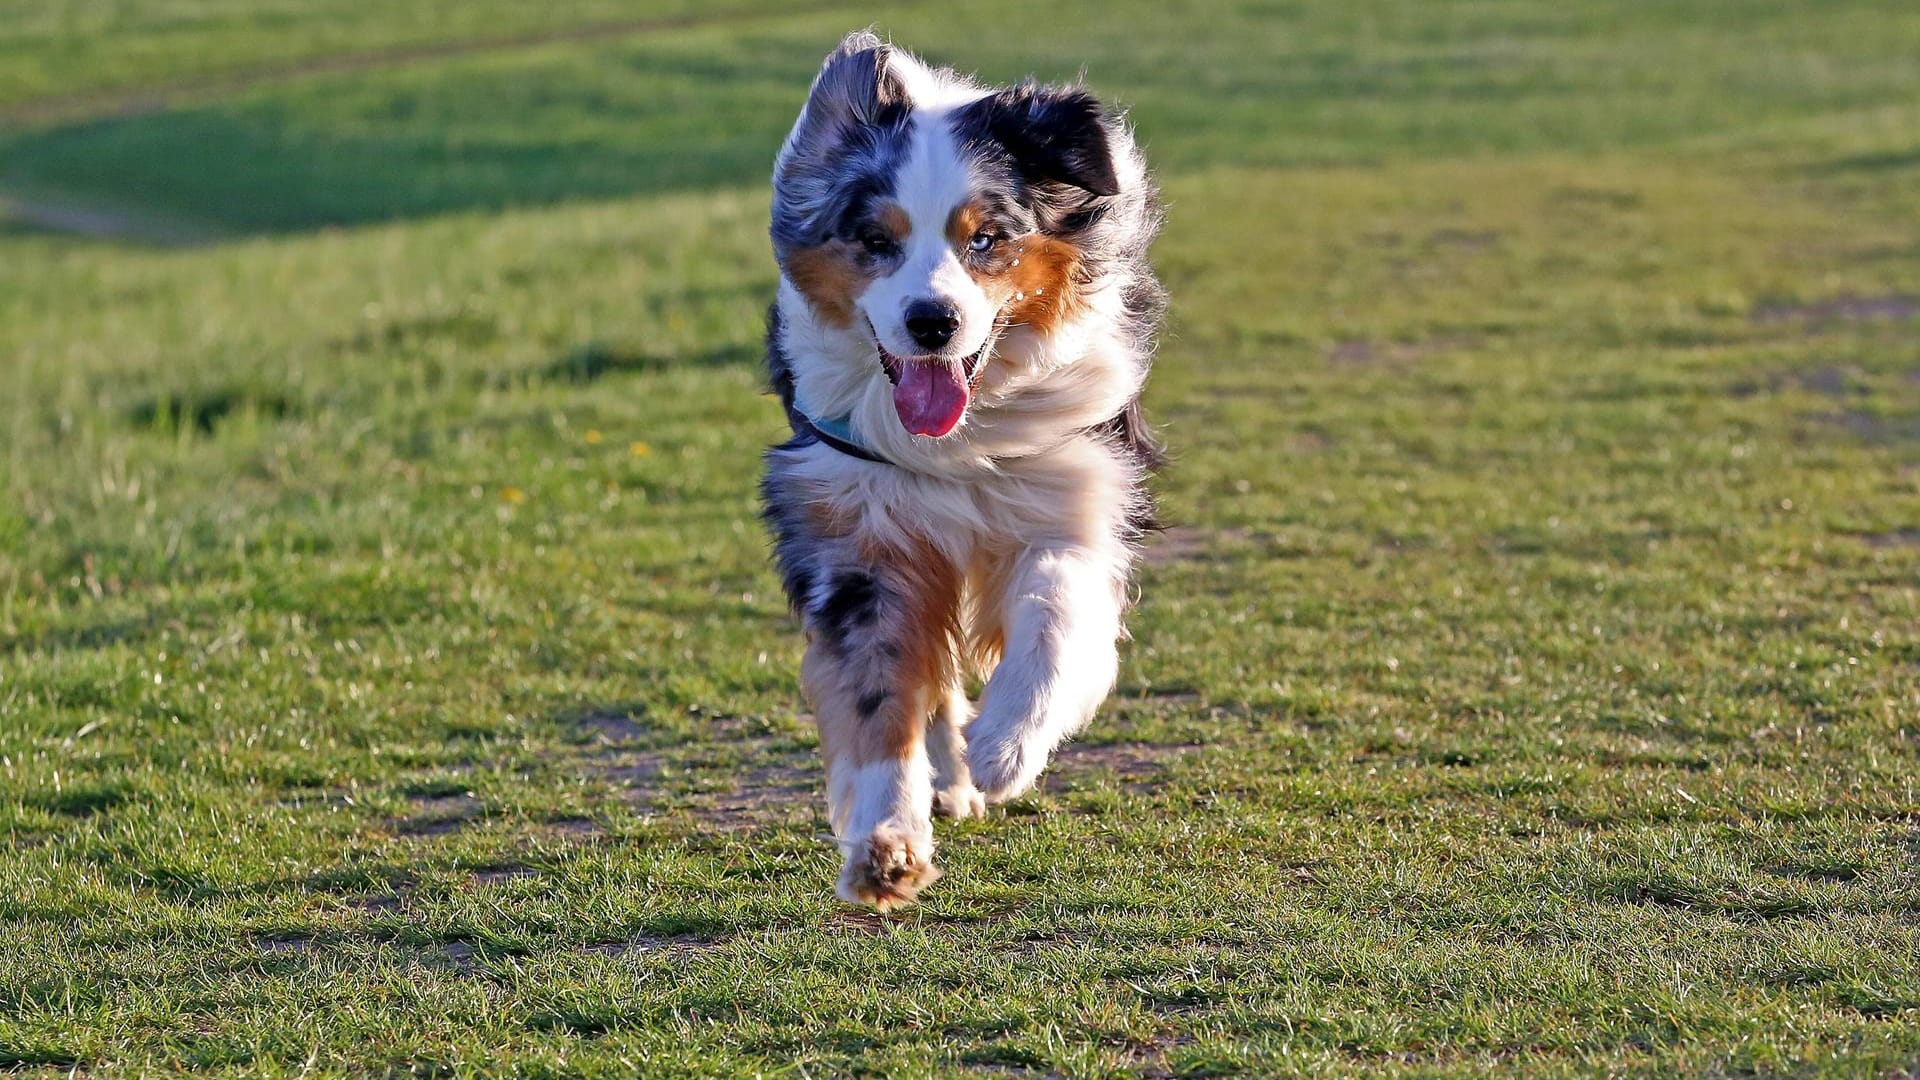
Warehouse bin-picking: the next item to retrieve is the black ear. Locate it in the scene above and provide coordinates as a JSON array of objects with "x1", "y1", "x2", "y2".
[
  {"x1": 790, "y1": 31, "x2": 907, "y2": 150},
  {"x1": 967, "y1": 84, "x2": 1120, "y2": 197}
]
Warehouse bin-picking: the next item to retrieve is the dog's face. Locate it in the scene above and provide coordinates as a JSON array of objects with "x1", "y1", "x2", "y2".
[{"x1": 772, "y1": 35, "x2": 1123, "y2": 438}]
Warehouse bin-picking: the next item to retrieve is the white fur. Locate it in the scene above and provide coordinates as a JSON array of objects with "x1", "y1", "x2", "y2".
[
  {"x1": 928, "y1": 681, "x2": 988, "y2": 818},
  {"x1": 884, "y1": 46, "x2": 984, "y2": 111},
  {"x1": 965, "y1": 544, "x2": 1126, "y2": 800},
  {"x1": 856, "y1": 106, "x2": 997, "y2": 363},
  {"x1": 828, "y1": 755, "x2": 934, "y2": 848},
  {"x1": 827, "y1": 754, "x2": 936, "y2": 906}
]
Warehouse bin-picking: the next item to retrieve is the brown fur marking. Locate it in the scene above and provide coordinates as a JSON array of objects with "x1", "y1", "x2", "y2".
[
  {"x1": 875, "y1": 535, "x2": 964, "y2": 727},
  {"x1": 784, "y1": 242, "x2": 868, "y2": 328},
  {"x1": 1001, "y1": 235, "x2": 1084, "y2": 334},
  {"x1": 877, "y1": 202, "x2": 911, "y2": 242},
  {"x1": 802, "y1": 533, "x2": 963, "y2": 768},
  {"x1": 946, "y1": 202, "x2": 985, "y2": 249},
  {"x1": 947, "y1": 200, "x2": 1086, "y2": 337}
]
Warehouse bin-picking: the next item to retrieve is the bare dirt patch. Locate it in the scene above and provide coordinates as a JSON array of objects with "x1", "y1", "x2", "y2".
[
  {"x1": 575, "y1": 709, "x2": 646, "y2": 743},
  {"x1": 594, "y1": 750, "x2": 663, "y2": 811},
  {"x1": 1050, "y1": 741, "x2": 1194, "y2": 793},
  {"x1": 1291, "y1": 429, "x2": 1336, "y2": 453},
  {"x1": 0, "y1": 191, "x2": 220, "y2": 246},
  {"x1": 1731, "y1": 365, "x2": 1866, "y2": 399},
  {"x1": 1326, "y1": 335, "x2": 1477, "y2": 366},
  {"x1": 1109, "y1": 689, "x2": 1205, "y2": 714},
  {"x1": 697, "y1": 758, "x2": 819, "y2": 832},
  {"x1": 541, "y1": 816, "x2": 603, "y2": 838},
  {"x1": 1852, "y1": 528, "x2": 1920, "y2": 548},
  {"x1": 1426, "y1": 228, "x2": 1502, "y2": 250},
  {"x1": 470, "y1": 865, "x2": 538, "y2": 887},
  {"x1": 575, "y1": 935, "x2": 720, "y2": 958},
  {"x1": 1823, "y1": 410, "x2": 1920, "y2": 443},
  {"x1": 582, "y1": 711, "x2": 820, "y2": 832},
  {"x1": 394, "y1": 792, "x2": 484, "y2": 836},
  {"x1": 824, "y1": 911, "x2": 892, "y2": 937},
  {"x1": 1140, "y1": 526, "x2": 1252, "y2": 566},
  {"x1": 443, "y1": 941, "x2": 481, "y2": 973},
  {"x1": 1752, "y1": 293, "x2": 1918, "y2": 325}
]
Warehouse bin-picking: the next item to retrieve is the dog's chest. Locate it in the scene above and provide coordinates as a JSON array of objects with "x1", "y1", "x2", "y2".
[{"x1": 800, "y1": 436, "x2": 1123, "y2": 563}]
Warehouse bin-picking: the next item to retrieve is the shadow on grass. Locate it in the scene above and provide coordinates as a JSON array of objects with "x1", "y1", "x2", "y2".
[
  {"x1": 1815, "y1": 148, "x2": 1920, "y2": 174},
  {"x1": 539, "y1": 340, "x2": 761, "y2": 384},
  {"x1": 125, "y1": 387, "x2": 295, "y2": 432}
]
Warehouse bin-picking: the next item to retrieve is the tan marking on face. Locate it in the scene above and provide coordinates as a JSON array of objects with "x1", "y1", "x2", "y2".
[
  {"x1": 784, "y1": 242, "x2": 868, "y2": 328},
  {"x1": 877, "y1": 201, "x2": 911, "y2": 242},
  {"x1": 946, "y1": 202, "x2": 985, "y2": 250},
  {"x1": 947, "y1": 199, "x2": 1086, "y2": 339},
  {"x1": 784, "y1": 202, "x2": 910, "y2": 328},
  {"x1": 1000, "y1": 234, "x2": 1084, "y2": 335}
]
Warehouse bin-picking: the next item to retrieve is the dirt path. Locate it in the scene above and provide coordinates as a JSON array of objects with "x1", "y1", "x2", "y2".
[
  {"x1": 0, "y1": 4, "x2": 835, "y2": 128},
  {"x1": 0, "y1": 191, "x2": 220, "y2": 246}
]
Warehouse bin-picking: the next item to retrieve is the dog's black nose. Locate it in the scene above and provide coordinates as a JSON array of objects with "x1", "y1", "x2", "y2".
[{"x1": 904, "y1": 301, "x2": 959, "y2": 352}]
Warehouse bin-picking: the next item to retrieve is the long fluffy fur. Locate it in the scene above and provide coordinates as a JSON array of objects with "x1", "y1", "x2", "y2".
[{"x1": 761, "y1": 31, "x2": 1164, "y2": 909}]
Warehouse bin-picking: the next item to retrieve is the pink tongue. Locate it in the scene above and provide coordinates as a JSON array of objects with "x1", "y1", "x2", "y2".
[{"x1": 891, "y1": 362, "x2": 970, "y2": 437}]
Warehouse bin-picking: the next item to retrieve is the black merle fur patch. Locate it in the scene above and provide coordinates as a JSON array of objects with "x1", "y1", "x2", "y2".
[
  {"x1": 813, "y1": 570, "x2": 884, "y2": 648},
  {"x1": 955, "y1": 84, "x2": 1120, "y2": 197}
]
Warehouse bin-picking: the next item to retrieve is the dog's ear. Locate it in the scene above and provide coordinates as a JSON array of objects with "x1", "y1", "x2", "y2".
[
  {"x1": 966, "y1": 84, "x2": 1120, "y2": 197},
  {"x1": 788, "y1": 31, "x2": 907, "y2": 152}
]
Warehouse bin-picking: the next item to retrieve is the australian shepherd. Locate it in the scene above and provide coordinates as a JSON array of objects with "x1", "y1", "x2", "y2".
[{"x1": 760, "y1": 32, "x2": 1164, "y2": 909}]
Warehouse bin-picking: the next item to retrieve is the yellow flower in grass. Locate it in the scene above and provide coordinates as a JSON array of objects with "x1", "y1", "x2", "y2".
[
  {"x1": 584, "y1": 429, "x2": 604, "y2": 445},
  {"x1": 629, "y1": 441, "x2": 652, "y2": 458},
  {"x1": 500, "y1": 486, "x2": 525, "y2": 505}
]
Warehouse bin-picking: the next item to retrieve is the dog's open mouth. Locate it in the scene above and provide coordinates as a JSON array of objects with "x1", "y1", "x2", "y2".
[{"x1": 875, "y1": 334, "x2": 991, "y2": 439}]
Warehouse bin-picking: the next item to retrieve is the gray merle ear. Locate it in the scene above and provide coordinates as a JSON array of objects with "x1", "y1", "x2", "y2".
[
  {"x1": 966, "y1": 84, "x2": 1121, "y2": 197},
  {"x1": 790, "y1": 31, "x2": 908, "y2": 150}
]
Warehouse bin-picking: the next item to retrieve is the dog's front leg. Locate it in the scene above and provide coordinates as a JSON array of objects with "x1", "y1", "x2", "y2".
[
  {"x1": 966, "y1": 544, "x2": 1127, "y2": 802},
  {"x1": 799, "y1": 558, "x2": 958, "y2": 909}
]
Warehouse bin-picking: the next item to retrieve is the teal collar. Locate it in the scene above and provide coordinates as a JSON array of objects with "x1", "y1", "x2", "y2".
[{"x1": 795, "y1": 410, "x2": 889, "y2": 465}]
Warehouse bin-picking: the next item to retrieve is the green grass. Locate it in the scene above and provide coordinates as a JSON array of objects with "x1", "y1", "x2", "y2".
[{"x1": 3, "y1": 1, "x2": 1919, "y2": 1076}]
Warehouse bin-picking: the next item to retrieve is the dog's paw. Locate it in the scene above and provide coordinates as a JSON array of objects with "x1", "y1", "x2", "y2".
[
  {"x1": 965, "y1": 716, "x2": 1048, "y2": 803},
  {"x1": 932, "y1": 782, "x2": 988, "y2": 820},
  {"x1": 836, "y1": 826, "x2": 941, "y2": 911}
]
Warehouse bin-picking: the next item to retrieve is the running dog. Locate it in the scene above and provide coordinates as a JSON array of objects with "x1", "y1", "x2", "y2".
[{"x1": 761, "y1": 31, "x2": 1165, "y2": 908}]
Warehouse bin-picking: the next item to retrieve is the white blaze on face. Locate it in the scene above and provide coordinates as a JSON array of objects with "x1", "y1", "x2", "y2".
[{"x1": 855, "y1": 109, "x2": 996, "y2": 362}]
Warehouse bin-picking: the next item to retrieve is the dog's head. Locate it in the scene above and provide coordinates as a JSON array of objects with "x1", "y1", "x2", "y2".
[{"x1": 772, "y1": 32, "x2": 1133, "y2": 438}]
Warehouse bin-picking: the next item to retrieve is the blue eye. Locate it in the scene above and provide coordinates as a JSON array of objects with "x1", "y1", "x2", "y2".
[{"x1": 968, "y1": 231, "x2": 996, "y2": 253}]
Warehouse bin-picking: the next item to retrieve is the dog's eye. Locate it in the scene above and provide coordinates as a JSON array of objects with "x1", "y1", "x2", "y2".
[
  {"x1": 968, "y1": 231, "x2": 997, "y2": 253},
  {"x1": 859, "y1": 232, "x2": 895, "y2": 256}
]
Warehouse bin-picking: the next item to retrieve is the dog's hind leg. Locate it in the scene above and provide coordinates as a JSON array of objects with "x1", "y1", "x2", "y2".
[
  {"x1": 928, "y1": 678, "x2": 987, "y2": 820},
  {"x1": 798, "y1": 544, "x2": 962, "y2": 910},
  {"x1": 964, "y1": 544, "x2": 1128, "y2": 803}
]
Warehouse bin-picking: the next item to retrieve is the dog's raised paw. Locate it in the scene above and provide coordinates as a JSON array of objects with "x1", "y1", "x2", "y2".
[
  {"x1": 837, "y1": 827, "x2": 941, "y2": 911},
  {"x1": 965, "y1": 719, "x2": 1047, "y2": 804},
  {"x1": 932, "y1": 783, "x2": 988, "y2": 820}
]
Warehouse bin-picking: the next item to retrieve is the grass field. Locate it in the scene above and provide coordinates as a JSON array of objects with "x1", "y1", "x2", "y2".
[{"x1": 3, "y1": 1, "x2": 1920, "y2": 1075}]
